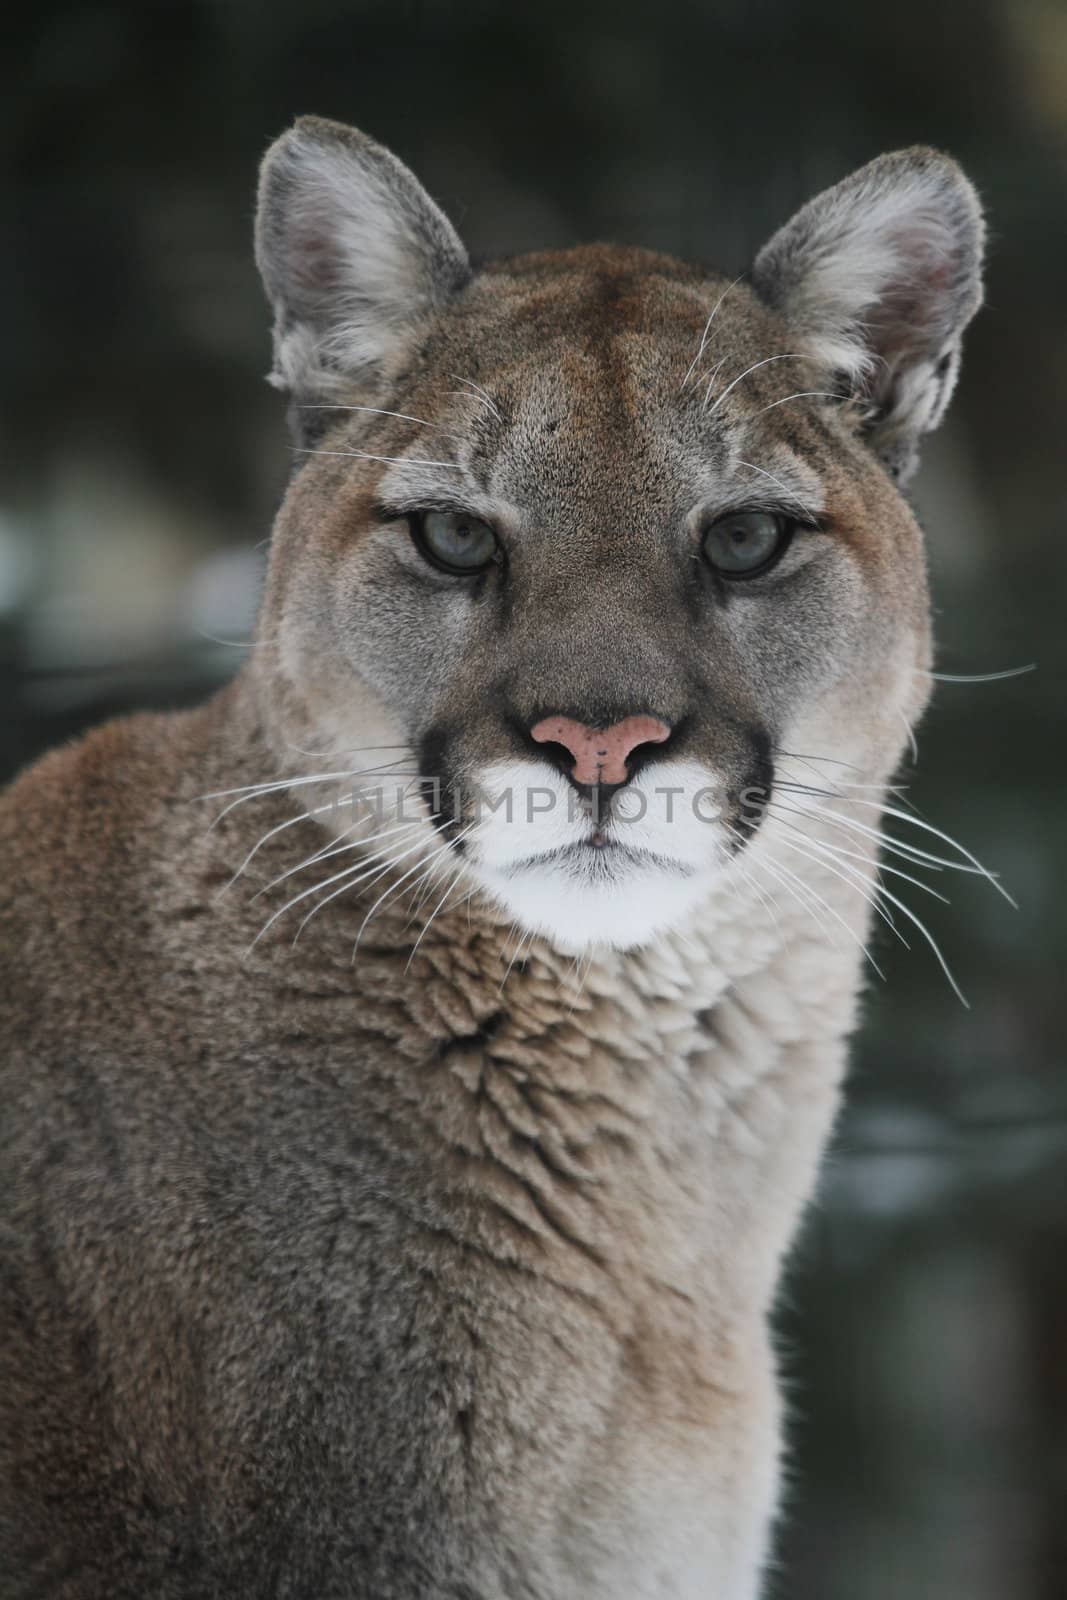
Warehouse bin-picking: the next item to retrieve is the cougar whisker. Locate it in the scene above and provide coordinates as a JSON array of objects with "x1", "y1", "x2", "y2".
[
  {"x1": 405, "y1": 874, "x2": 469, "y2": 972},
  {"x1": 773, "y1": 828, "x2": 907, "y2": 946},
  {"x1": 771, "y1": 794, "x2": 999, "y2": 885},
  {"x1": 920, "y1": 663, "x2": 1037, "y2": 683},
  {"x1": 291, "y1": 446, "x2": 465, "y2": 470},
  {"x1": 680, "y1": 276, "x2": 743, "y2": 389},
  {"x1": 247, "y1": 823, "x2": 432, "y2": 954},
  {"x1": 749, "y1": 834, "x2": 887, "y2": 981},
  {"x1": 814, "y1": 793, "x2": 1014, "y2": 904},
  {"x1": 251, "y1": 808, "x2": 425, "y2": 902},
  {"x1": 768, "y1": 810, "x2": 950, "y2": 904},
  {"x1": 725, "y1": 819, "x2": 837, "y2": 945},
  {"x1": 297, "y1": 403, "x2": 466, "y2": 443},
  {"x1": 352, "y1": 822, "x2": 478, "y2": 957},
  {"x1": 704, "y1": 353, "x2": 807, "y2": 416},
  {"x1": 746, "y1": 390, "x2": 842, "y2": 419},
  {"x1": 292, "y1": 828, "x2": 437, "y2": 946},
  {"x1": 446, "y1": 374, "x2": 504, "y2": 423},
  {"x1": 735, "y1": 459, "x2": 820, "y2": 519}
]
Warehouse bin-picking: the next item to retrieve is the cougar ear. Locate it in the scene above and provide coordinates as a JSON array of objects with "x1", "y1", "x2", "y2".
[
  {"x1": 752, "y1": 148, "x2": 985, "y2": 482},
  {"x1": 255, "y1": 116, "x2": 470, "y2": 420}
]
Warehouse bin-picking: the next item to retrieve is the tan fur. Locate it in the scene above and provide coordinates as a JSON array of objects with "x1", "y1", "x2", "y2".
[{"x1": 0, "y1": 122, "x2": 984, "y2": 1597}]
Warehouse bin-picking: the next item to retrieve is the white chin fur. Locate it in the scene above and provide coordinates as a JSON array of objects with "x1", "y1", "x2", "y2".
[
  {"x1": 470, "y1": 855, "x2": 719, "y2": 953},
  {"x1": 464, "y1": 757, "x2": 729, "y2": 953}
]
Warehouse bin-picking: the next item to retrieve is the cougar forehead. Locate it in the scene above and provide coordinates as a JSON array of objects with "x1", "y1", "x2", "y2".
[
  {"x1": 315, "y1": 248, "x2": 830, "y2": 514},
  {"x1": 275, "y1": 241, "x2": 923, "y2": 703},
  {"x1": 293, "y1": 244, "x2": 918, "y2": 592}
]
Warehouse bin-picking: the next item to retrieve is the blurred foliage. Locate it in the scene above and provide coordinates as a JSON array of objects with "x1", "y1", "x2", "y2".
[{"x1": 1, "y1": 2, "x2": 1064, "y2": 1594}]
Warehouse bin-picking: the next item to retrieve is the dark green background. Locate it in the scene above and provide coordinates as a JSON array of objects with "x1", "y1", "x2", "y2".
[{"x1": 2, "y1": 2, "x2": 1064, "y2": 1594}]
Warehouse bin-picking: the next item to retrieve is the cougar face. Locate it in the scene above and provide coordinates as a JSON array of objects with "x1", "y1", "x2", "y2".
[{"x1": 256, "y1": 121, "x2": 981, "y2": 951}]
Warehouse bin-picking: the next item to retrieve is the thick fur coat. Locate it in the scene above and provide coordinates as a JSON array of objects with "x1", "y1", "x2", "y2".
[{"x1": 0, "y1": 119, "x2": 985, "y2": 1598}]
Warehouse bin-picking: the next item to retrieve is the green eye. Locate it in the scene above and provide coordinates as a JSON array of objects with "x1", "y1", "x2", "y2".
[
  {"x1": 413, "y1": 509, "x2": 499, "y2": 574},
  {"x1": 702, "y1": 510, "x2": 791, "y2": 577}
]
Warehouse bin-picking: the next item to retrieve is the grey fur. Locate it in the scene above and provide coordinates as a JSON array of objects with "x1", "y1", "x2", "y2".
[
  {"x1": 752, "y1": 147, "x2": 985, "y2": 481},
  {"x1": 0, "y1": 122, "x2": 986, "y2": 1599},
  {"x1": 256, "y1": 116, "x2": 471, "y2": 432}
]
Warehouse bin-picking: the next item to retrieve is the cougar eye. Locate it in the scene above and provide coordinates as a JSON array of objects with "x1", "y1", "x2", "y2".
[
  {"x1": 412, "y1": 509, "x2": 499, "y2": 574},
  {"x1": 702, "y1": 510, "x2": 791, "y2": 577}
]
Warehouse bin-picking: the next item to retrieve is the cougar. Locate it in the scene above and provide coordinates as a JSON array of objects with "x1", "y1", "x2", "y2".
[{"x1": 0, "y1": 117, "x2": 987, "y2": 1598}]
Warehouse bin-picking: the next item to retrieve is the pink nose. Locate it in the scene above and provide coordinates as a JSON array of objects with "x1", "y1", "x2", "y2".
[{"x1": 530, "y1": 714, "x2": 671, "y2": 787}]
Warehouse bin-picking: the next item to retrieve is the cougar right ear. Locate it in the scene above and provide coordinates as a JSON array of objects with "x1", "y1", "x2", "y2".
[
  {"x1": 752, "y1": 148, "x2": 985, "y2": 483},
  {"x1": 255, "y1": 116, "x2": 470, "y2": 418}
]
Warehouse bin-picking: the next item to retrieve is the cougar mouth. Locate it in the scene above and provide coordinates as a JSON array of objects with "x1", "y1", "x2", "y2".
[{"x1": 499, "y1": 838, "x2": 693, "y2": 877}]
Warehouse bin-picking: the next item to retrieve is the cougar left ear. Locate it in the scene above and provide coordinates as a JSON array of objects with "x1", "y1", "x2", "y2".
[
  {"x1": 255, "y1": 116, "x2": 470, "y2": 427},
  {"x1": 752, "y1": 147, "x2": 985, "y2": 482}
]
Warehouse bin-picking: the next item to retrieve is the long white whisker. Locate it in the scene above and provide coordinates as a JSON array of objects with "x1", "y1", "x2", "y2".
[
  {"x1": 728, "y1": 824, "x2": 838, "y2": 946},
  {"x1": 753, "y1": 840, "x2": 886, "y2": 980},
  {"x1": 724, "y1": 841, "x2": 782, "y2": 928},
  {"x1": 700, "y1": 355, "x2": 729, "y2": 407},
  {"x1": 248, "y1": 826, "x2": 431, "y2": 953},
  {"x1": 706, "y1": 353, "x2": 806, "y2": 417},
  {"x1": 253, "y1": 813, "x2": 425, "y2": 902},
  {"x1": 775, "y1": 832, "x2": 909, "y2": 948},
  {"x1": 296, "y1": 403, "x2": 465, "y2": 442},
  {"x1": 405, "y1": 875, "x2": 467, "y2": 973},
  {"x1": 193, "y1": 628, "x2": 277, "y2": 650},
  {"x1": 564, "y1": 948, "x2": 596, "y2": 1018},
  {"x1": 921, "y1": 664, "x2": 1036, "y2": 683},
  {"x1": 898, "y1": 709, "x2": 920, "y2": 765},
  {"x1": 353, "y1": 824, "x2": 477, "y2": 956},
  {"x1": 218, "y1": 798, "x2": 343, "y2": 898},
  {"x1": 770, "y1": 796, "x2": 995, "y2": 881},
  {"x1": 289, "y1": 835, "x2": 434, "y2": 946},
  {"x1": 291, "y1": 447, "x2": 464, "y2": 470},
  {"x1": 818, "y1": 795, "x2": 1014, "y2": 905},
  {"x1": 777, "y1": 749, "x2": 864, "y2": 773},
  {"x1": 776, "y1": 775, "x2": 910, "y2": 796},
  {"x1": 399, "y1": 836, "x2": 466, "y2": 920},
  {"x1": 200, "y1": 760, "x2": 414, "y2": 828},
  {"x1": 281, "y1": 739, "x2": 411, "y2": 760},
  {"x1": 734, "y1": 858, "x2": 782, "y2": 927},
  {"x1": 872, "y1": 877, "x2": 969, "y2": 1005},
  {"x1": 772, "y1": 815, "x2": 950, "y2": 904},
  {"x1": 447, "y1": 375, "x2": 503, "y2": 423},
  {"x1": 680, "y1": 276, "x2": 742, "y2": 389},
  {"x1": 498, "y1": 927, "x2": 534, "y2": 994},
  {"x1": 747, "y1": 390, "x2": 841, "y2": 419},
  {"x1": 735, "y1": 823, "x2": 888, "y2": 978},
  {"x1": 199, "y1": 768, "x2": 360, "y2": 804},
  {"x1": 773, "y1": 801, "x2": 949, "y2": 874},
  {"x1": 200, "y1": 762, "x2": 408, "y2": 805},
  {"x1": 736, "y1": 459, "x2": 819, "y2": 518}
]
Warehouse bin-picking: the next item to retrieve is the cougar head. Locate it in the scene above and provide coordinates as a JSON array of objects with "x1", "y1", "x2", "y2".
[{"x1": 252, "y1": 117, "x2": 983, "y2": 952}]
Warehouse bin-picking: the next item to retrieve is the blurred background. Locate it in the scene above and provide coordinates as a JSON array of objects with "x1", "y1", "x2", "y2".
[{"x1": 2, "y1": 1, "x2": 1064, "y2": 1593}]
